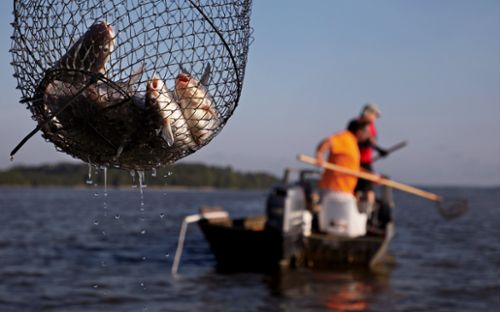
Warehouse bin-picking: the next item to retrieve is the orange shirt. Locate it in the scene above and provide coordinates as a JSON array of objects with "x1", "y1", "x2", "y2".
[{"x1": 318, "y1": 130, "x2": 360, "y2": 194}]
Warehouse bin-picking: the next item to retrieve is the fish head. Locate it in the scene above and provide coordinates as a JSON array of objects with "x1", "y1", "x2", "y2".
[
  {"x1": 175, "y1": 73, "x2": 210, "y2": 108},
  {"x1": 146, "y1": 75, "x2": 174, "y2": 109},
  {"x1": 86, "y1": 21, "x2": 115, "y2": 74},
  {"x1": 59, "y1": 21, "x2": 115, "y2": 76}
]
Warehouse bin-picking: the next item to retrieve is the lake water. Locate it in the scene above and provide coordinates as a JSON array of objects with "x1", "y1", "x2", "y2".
[{"x1": 0, "y1": 185, "x2": 498, "y2": 311}]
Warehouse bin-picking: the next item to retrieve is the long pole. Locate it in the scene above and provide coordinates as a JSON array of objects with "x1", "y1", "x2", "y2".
[{"x1": 298, "y1": 154, "x2": 443, "y2": 202}]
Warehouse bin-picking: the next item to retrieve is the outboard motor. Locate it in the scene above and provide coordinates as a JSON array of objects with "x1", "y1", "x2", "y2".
[{"x1": 265, "y1": 184, "x2": 306, "y2": 267}]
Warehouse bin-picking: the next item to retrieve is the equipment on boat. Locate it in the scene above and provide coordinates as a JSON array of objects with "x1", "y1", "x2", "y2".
[
  {"x1": 319, "y1": 190, "x2": 367, "y2": 237},
  {"x1": 298, "y1": 154, "x2": 468, "y2": 220}
]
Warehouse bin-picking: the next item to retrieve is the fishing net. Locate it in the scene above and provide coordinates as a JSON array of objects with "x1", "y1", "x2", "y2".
[
  {"x1": 436, "y1": 196, "x2": 468, "y2": 220},
  {"x1": 10, "y1": 0, "x2": 253, "y2": 171}
]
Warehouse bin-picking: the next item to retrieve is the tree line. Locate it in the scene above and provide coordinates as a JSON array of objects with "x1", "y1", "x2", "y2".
[{"x1": 0, "y1": 162, "x2": 280, "y2": 189}]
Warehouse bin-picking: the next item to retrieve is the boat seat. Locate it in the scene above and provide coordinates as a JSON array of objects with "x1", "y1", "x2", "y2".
[{"x1": 199, "y1": 206, "x2": 232, "y2": 226}]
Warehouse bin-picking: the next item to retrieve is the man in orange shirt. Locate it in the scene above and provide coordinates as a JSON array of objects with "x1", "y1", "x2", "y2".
[
  {"x1": 314, "y1": 119, "x2": 372, "y2": 237},
  {"x1": 316, "y1": 119, "x2": 370, "y2": 194}
]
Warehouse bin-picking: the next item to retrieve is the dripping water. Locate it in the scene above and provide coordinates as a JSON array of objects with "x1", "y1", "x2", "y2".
[
  {"x1": 130, "y1": 170, "x2": 137, "y2": 189},
  {"x1": 102, "y1": 166, "x2": 108, "y2": 216},
  {"x1": 86, "y1": 162, "x2": 93, "y2": 185},
  {"x1": 103, "y1": 166, "x2": 108, "y2": 197},
  {"x1": 138, "y1": 171, "x2": 146, "y2": 213}
]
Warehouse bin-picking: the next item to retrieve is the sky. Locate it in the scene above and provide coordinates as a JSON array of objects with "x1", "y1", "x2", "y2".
[{"x1": 0, "y1": 0, "x2": 499, "y2": 186}]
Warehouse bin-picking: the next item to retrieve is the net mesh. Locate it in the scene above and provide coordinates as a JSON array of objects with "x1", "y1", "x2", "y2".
[
  {"x1": 10, "y1": 0, "x2": 253, "y2": 171},
  {"x1": 436, "y1": 197, "x2": 468, "y2": 220}
]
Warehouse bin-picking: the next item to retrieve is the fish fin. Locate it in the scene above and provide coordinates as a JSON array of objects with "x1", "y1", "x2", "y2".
[
  {"x1": 179, "y1": 64, "x2": 190, "y2": 75},
  {"x1": 200, "y1": 63, "x2": 211, "y2": 86},
  {"x1": 161, "y1": 119, "x2": 175, "y2": 146},
  {"x1": 202, "y1": 105, "x2": 219, "y2": 121},
  {"x1": 128, "y1": 64, "x2": 145, "y2": 86}
]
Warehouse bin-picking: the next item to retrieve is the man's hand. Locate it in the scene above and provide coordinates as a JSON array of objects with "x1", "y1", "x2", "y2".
[
  {"x1": 373, "y1": 174, "x2": 384, "y2": 185},
  {"x1": 315, "y1": 157, "x2": 324, "y2": 166},
  {"x1": 377, "y1": 147, "x2": 389, "y2": 157}
]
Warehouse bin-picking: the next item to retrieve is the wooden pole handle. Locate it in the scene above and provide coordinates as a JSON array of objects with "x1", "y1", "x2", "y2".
[{"x1": 298, "y1": 154, "x2": 443, "y2": 202}]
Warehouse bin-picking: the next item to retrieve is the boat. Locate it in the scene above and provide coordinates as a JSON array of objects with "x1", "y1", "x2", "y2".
[{"x1": 172, "y1": 168, "x2": 395, "y2": 273}]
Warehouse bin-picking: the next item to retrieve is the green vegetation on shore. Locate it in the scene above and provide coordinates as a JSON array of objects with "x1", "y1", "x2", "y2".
[{"x1": 0, "y1": 162, "x2": 280, "y2": 189}]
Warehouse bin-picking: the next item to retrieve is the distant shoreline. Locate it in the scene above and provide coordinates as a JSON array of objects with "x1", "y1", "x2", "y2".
[{"x1": 0, "y1": 185, "x2": 270, "y2": 192}]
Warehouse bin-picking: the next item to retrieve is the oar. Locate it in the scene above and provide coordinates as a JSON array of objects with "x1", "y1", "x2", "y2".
[
  {"x1": 297, "y1": 154, "x2": 467, "y2": 219},
  {"x1": 372, "y1": 140, "x2": 408, "y2": 162}
]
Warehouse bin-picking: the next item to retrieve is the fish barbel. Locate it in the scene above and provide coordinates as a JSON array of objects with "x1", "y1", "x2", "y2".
[
  {"x1": 146, "y1": 74, "x2": 195, "y2": 148},
  {"x1": 174, "y1": 63, "x2": 219, "y2": 145},
  {"x1": 52, "y1": 21, "x2": 115, "y2": 83}
]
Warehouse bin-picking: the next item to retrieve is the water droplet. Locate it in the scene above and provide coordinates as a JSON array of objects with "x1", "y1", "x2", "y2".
[
  {"x1": 160, "y1": 213, "x2": 164, "y2": 218},
  {"x1": 10, "y1": 156, "x2": 14, "y2": 161},
  {"x1": 141, "y1": 282, "x2": 144, "y2": 286},
  {"x1": 86, "y1": 179, "x2": 93, "y2": 185},
  {"x1": 141, "y1": 207, "x2": 145, "y2": 212},
  {"x1": 141, "y1": 217, "x2": 145, "y2": 221},
  {"x1": 104, "y1": 192, "x2": 107, "y2": 197},
  {"x1": 104, "y1": 212, "x2": 107, "y2": 217},
  {"x1": 165, "y1": 253, "x2": 170, "y2": 257},
  {"x1": 103, "y1": 231, "x2": 106, "y2": 235},
  {"x1": 142, "y1": 256, "x2": 146, "y2": 260},
  {"x1": 163, "y1": 192, "x2": 167, "y2": 195},
  {"x1": 94, "y1": 193, "x2": 98, "y2": 197},
  {"x1": 141, "y1": 229, "x2": 145, "y2": 234},
  {"x1": 115, "y1": 214, "x2": 120, "y2": 219},
  {"x1": 104, "y1": 291, "x2": 107, "y2": 295},
  {"x1": 94, "y1": 221, "x2": 98, "y2": 225},
  {"x1": 94, "y1": 284, "x2": 98, "y2": 288},
  {"x1": 102, "y1": 262, "x2": 106, "y2": 266}
]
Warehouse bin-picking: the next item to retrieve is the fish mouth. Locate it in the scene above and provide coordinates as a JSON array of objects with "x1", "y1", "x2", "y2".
[
  {"x1": 176, "y1": 74, "x2": 190, "y2": 83},
  {"x1": 91, "y1": 21, "x2": 115, "y2": 40},
  {"x1": 146, "y1": 79, "x2": 161, "y2": 99}
]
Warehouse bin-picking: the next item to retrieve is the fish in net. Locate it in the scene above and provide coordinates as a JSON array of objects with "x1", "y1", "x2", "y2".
[{"x1": 10, "y1": 0, "x2": 253, "y2": 171}]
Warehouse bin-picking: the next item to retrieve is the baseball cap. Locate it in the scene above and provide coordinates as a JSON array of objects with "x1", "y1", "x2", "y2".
[{"x1": 361, "y1": 103, "x2": 382, "y2": 118}]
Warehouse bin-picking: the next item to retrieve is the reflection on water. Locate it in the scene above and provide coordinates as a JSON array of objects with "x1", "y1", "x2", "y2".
[
  {"x1": 263, "y1": 264, "x2": 393, "y2": 312},
  {"x1": 0, "y1": 187, "x2": 498, "y2": 312}
]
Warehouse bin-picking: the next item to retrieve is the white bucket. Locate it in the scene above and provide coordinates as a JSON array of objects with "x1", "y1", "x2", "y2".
[{"x1": 318, "y1": 189, "x2": 367, "y2": 237}]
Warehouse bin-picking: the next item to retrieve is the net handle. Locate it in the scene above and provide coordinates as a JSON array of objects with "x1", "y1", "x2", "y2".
[{"x1": 298, "y1": 154, "x2": 443, "y2": 201}]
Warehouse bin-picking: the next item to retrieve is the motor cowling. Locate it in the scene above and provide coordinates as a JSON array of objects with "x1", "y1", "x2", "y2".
[{"x1": 265, "y1": 184, "x2": 305, "y2": 233}]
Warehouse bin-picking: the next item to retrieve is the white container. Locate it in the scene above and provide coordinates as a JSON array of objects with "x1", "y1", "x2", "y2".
[{"x1": 318, "y1": 190, "x2": 367, "y2": 237}]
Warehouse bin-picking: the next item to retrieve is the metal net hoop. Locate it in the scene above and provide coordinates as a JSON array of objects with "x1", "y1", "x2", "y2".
[{"x1": 10, "y1": 0, "x2": 253, "y2": 171}]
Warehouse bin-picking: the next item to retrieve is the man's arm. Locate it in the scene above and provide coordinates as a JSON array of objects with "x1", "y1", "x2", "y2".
[{"x1": 315, "y1": 137, "x2": 331, "y2": 165}]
